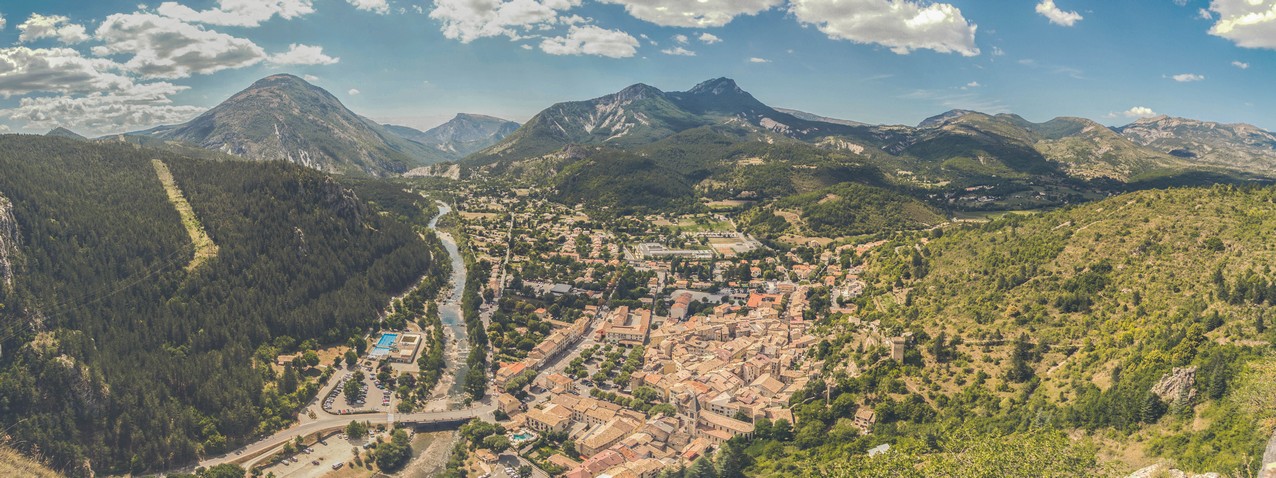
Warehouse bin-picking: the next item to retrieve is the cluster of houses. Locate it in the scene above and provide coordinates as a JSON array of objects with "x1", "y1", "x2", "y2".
[
  {"x1": 494, "y1": 288, "x2": 822, "y2": 477},
  {"x1": 494, "y1": 312, "x2": 594, "y2": 390}
]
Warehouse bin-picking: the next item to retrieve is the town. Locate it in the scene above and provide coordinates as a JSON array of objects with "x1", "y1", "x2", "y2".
[{"x1": 436, "y1": 182, "x2": 894, "y2": 478}]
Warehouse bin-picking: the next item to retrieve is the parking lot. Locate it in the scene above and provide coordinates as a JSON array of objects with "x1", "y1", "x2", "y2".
[
  {"x1": 256, "y1": 432, "x2": 379, "y2": 478},
  {"x1": 322, "y1": 364, "x2": 394, "y2": 414}
]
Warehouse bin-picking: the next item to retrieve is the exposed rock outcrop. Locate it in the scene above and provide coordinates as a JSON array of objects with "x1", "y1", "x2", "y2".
[
  {"x1": 1150, "y1": 366, "x2": 1197, "y2": 405},
  {"x1": 1261, "y1": 428, "x2": 1276, "y2": 478},
  {"x1": 1126, "y1": 463, "x2": 1219, "y2": 478},
  {"x1": 0, "y1": 193, "x2": 21, "y2": 293}
]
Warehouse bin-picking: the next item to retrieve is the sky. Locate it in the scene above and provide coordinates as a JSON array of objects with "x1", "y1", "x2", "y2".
[{"x1": 0, "y1": 0, "x2": 1274, "y2": 136}]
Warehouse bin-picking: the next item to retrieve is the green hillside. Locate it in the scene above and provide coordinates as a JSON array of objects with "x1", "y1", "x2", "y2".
[
  {"x1": 751, "y1": 185, "x2": 1276, "y2": 476},
  {"x1": 746, "y1": 183, "x2": 944, "y2": 240},
  {"x1": 0, "y1": 136, "x2": 443, "y2": 475},
  {"x1": 551, "y1": 148, "x2": 698, "y2": 215}
]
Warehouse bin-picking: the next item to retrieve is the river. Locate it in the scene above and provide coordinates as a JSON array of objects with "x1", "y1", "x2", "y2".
[{"x1": 427, "y1": 202, "x2": 471, "y2": 397}]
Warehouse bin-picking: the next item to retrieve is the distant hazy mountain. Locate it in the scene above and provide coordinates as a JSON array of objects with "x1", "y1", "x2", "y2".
[
  {"x1": 774, "y1": 108, "x2": 866, "y2": 127},
  {"x1": 906, "y1": 111, "x2": 1190, "y2": 181},
  {"x1": 464, "y1": 78, "x2": 1276, "y2": 216},
  {"x1": 1117, "y1": 115, "x2": 1276, "y2": 173},
  {"x1": 917, "y1": 109, "x2": 980, "y2": 129},
  {"x1": 132, "y1": 74, "x2": 448, "y2": 176},
  {"x1": 45, "y1": 127, "x2": 87, "y2": 141},
  {"x1": 385, "y1": 113, "x2": 519, "y2": 160}
]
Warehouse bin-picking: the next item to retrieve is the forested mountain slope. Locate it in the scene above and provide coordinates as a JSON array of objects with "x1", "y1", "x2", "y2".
[{"x1": 0, "y1": 136, "x2": 442, "y2": 475}]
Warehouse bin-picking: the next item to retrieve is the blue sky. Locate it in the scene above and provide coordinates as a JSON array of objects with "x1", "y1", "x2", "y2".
[{"x1": 0, "y1": 0, "x2": 1273, "y2": 135}]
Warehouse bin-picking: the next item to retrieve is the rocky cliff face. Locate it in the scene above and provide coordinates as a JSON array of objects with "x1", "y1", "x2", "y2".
[
  {"x1": 1150, "y1": 366, "x2": 1197, "y2": 405},
  {"x1": 1262, "y1": 428, "x2": 1276, "y2": 478},
  {"x1": 0, "y1": 193, "x2": 21, "y2": 293},
  {"x1": 1117, "y1": 116, "x2": 1276, "y2": 172}
]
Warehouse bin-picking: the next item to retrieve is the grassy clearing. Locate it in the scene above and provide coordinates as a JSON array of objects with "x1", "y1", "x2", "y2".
[
  {"x1": 0, "y1": 446, "x2": 61, "y2": 478},
  {"x1": 152, "y1": 159, "x2": 219, "y2": 271}
]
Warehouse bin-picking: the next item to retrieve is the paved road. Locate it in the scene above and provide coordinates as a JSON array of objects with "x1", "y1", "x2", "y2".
[{"x1": 198, "y1": 402, "x2": 497, "y2": 470}]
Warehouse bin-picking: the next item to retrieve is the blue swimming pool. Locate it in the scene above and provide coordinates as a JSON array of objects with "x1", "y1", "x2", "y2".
[
  {"x1": 370, "y1": 333, "x2": 398, "y2": 357},
  {"x1": 376, "y1": 333, "x2": 398, "y2": 348}
]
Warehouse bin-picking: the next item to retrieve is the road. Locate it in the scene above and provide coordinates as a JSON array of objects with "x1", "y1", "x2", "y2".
[{"x1": 197, "y1": 403, "x2": 497, "y2": 470}]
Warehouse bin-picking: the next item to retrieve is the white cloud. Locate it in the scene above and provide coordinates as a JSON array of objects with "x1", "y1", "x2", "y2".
[
  {"x1": 0, "y1": 46, "x2": 214, "y2": 134},
  {"x1": 92, "y1": 12, "x2": 267, "y2": 79},
  {"x1": 1209, "y1": 0, "x2": 1276, "y2": 50},
  {"x1": 596, "y1": 0, "x2": 783, "y2": 27},
  {"x1": 539, "y1": 25, "x2": 639, "y2": 58},
  {"x1": 0, "y1": 47, "x2": 135, "y2": 97},
  {"x1": 1017, "y1": 58, "x2": 1086, "y2": 79},
  {"x1": 1121, "y1": 106, "x2": 1158, "y2": 118},
  {"x1": 962, "y1": 81, "x2": 980, "y2": 89},
  {"x1": 156, "y1": 0, "x2": 314, "y2": 27},
  {"x1": 0, "y1": 14, "x2": 6, "y2": 30},
  {"x1": 1198, "y1": 8, "x2": 1214, "y2": 20},
  {"x1": 699, "y1": 33, "x2": 721, "y2": 44},
  {"x1": 1232, "y1": 60, "x2": 1250, "y2": 69},
  {"x1": 748, "y1": 57, "x2": 770, "y2": 63},
  {"x1": 429, "y1": 0, "x2": 581, "y2": 43},
  {"x1": 674, "y1": 34, "x2": 689, "y2": 44},
  {"x1": 1035, "y1": 0, "x2": 1083, "y2": 27},
  {"x1": 8, "y1": 83, "x2": 204, "y2": 135},
  {"x1": 790, "y1": 0, "x2": 980, "y2": 56},
  {"x1": 18, "y1": 14, "x2": 90, "y2": 44},
  {"x1": 348, "y1": 88, "x2": 360, "y2": 95},
  {"x1": 661, "y1": 46, "x2": 695, "y2": 56},
  {"x1": 269, "y1": 44, "x2": 340, "y2": 65},
  {"x1": 902, "y1": 88, "x2": 1007, "y2": 113},
  {"x1": 1171, "y1": 73, "x2": 1205, "y2": 82},
  {"x1": 347, "y1": 0, "x2": 390, "y2": 14}
]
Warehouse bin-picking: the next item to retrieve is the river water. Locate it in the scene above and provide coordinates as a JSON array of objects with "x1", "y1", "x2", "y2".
[{"x1": 427, "y1": 202, "x2": 471, "y2": 397}]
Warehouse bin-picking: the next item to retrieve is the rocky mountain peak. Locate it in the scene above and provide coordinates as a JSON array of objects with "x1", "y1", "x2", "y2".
[
  {"x1": 686, "y1": 77, "x2": 744, "y2": 96},
  {"x1": 614, "y1": 83, "x2": 664, "y2": 102},
  {"x1": 918, "y1": 109, "x2": 981, "y2": 129}
]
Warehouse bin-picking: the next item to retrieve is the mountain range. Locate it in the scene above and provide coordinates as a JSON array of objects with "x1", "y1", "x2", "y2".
[
  {"x1": 86, "y1": 73, "x2": 1276, "y2": 220},
  {"x1": 125, "y1": 75, "x2": 517, "y2": 177},
  {"x1": 469, "y1": 78, "x2": 1276, "y2": 183},
  {"x1": 385, "y1": 114, "x2": 519, "y2": 159}
]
